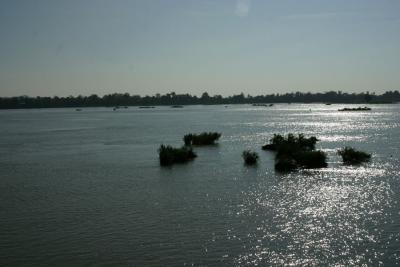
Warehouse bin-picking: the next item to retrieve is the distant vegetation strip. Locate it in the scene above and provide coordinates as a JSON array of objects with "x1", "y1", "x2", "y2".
[{"x1": 0, "y1": 91, "x2": 399, "y2": 109}]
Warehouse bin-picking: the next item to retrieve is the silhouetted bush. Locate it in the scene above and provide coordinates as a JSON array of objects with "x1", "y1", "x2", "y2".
[
  {"x1": 262, "y1": 143, "x2": 276, "y2": 150},
  {"x1": 275, "y1": 156, "x2": 298, "y2": 172},
  {"x1": 242, "y1": 150, "x2": 259, "y2": 165},
  {"x1": 294, "y1": 151, "x2": 327, "y2": 168},
  {"x1": 263, "y1": 133, "x2": 327, "y2": 172},
  {"x1": 158, "y1": 145, "x2": 197, "y2": 166},
  {"x1": 183, "y1": 132, "x2": 221, "y2": 146},
  {"x1": 262, "y1": 134, "x2": 318, "y2": 152},
  {"x1": 338, "y1": 147, "x2": 371, "y2": 164}
]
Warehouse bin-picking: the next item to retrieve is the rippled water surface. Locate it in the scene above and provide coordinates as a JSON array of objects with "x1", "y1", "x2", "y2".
[{"x1": 0, "y1": 104, "x2": 399, "y2": 266}]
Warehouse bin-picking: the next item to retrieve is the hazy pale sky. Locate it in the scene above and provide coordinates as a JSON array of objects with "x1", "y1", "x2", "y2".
[{"x1": 0, "y1": 0, "x2": 399, "y2": 97}]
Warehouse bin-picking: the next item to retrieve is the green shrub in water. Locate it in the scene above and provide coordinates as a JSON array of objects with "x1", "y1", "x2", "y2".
[
  {"x1": 158, "y1": 145, "x2": 197, "y2": 166},
  {"x1": 262, "y1": 133, "x2": 318, "y2": 152},
  {"x1": 242, "y1": 150, "x2": 259, "y2": 165},
  {"x1": 183, "y1": 132, "x2": 221, "y2": 146},
  {"x1": 263, "y1": 133, "x2": 327, "y2": 172}
]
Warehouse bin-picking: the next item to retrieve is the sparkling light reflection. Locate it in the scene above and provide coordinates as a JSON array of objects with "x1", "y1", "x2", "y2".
[
  {"x1": 225, "y1": 105, "x2": 400, "y2": 266},
  {"x1": 232, "y1": 167, "x2": 397, "y2": 265}
]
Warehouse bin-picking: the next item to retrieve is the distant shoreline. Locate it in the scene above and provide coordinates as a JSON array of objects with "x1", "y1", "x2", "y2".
[{"x1": 0, "y1": 91, "x2": 398, "y2": 109}]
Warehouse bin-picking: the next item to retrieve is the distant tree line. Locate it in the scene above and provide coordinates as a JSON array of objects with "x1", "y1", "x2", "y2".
[{"x1": 0, "y1": 90, "x2": 399, "y2": 109}]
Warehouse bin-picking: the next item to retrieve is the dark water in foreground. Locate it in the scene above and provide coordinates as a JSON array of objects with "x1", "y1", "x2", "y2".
[{"x1": 0, "y1": 104, "x2": 399, "y2": 266}]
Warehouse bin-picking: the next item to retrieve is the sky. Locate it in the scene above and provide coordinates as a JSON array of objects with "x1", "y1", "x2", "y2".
[{"x1": 0, "y1": 0, "x2": 399, "y2": 97}]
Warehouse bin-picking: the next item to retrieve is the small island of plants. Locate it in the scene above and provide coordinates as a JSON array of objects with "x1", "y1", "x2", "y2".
[
  {"x1": 183, "y1": 132, "x2": 221, "y2": 146},
  {"x1": 338, "y1": 107, "x2": 371, "y2": 111},
  {"x1": 242, "y1": 150, "x2": 259, "y2": 165},
  {"x1": 157, "y1": 131, "x2": 373, "y2": 170},
  {"x1": 252, "y1": 103, "x2": 274, "y2": 107},
  {"x1": 338, "y1": 147, "x2": 371, "y2": 164},
  {"x1": 158, "y1": 145, "x2": 197, "y2": 166},
  {"x1": 262, "y1": 134, "x2": 327, "y2": 172},
  {"x1": 157, "y1": 131, "x2": 221, "y2": 166}
]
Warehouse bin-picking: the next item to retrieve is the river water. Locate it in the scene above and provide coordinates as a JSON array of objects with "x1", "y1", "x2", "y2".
[{"x1": 0, "y1": 104, "x2": 399, "y2": 266}]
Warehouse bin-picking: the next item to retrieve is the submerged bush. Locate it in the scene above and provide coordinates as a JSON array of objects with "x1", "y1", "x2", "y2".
[
  {"x1": 158, "y1": 145, "x2": 197, "y2": 166},
  {"x1": 338, "y1": 147, "x2": 371, "y2": 164},
  {"x1": 242, "y1": 150, "x2": 259, "y2": 165},
  {"x1": 263, "y1": 133, "x2": 327, "y2": 172},
  {"x1": 183, "y1": 132, "x2": 221, "y2": 146}
]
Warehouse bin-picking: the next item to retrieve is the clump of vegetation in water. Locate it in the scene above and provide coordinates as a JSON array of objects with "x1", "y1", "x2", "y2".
[
  {"x1": 275, "y1": 156, "x2": 298, "y2": 172},
  {"x1": 263, "y1": 133, "x2": 327, "y2": 172},
  {"x1": 338, "y1": 107, "x2": 371, "y2": 111},
  {"x1": 338, "y1": 147, "x2": 371, "y2": 164},
  {"x1": 183, "y1": 132, "x2": 221, "y2": 146},
  {"x1": 242, "y1": 150, "x2": 259, "y2": 165},
  {"x1": 294, "y1": 150, "x2": 327, "y2": 168},
  {"x1": 158, "y1": 145, "x2": 197, "y2": 166},
  {"x1": 262, "y1": 134, "x2": 318, "y2": 152}
]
